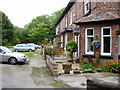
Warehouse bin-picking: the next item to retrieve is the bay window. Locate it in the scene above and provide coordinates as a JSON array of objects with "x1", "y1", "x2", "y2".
[
  {"x1": 85, "y1": 28, "x2": 94, "y2": 54},
  {"x1": 101, "y1": 27, "x2": 112, "y2": 55}
]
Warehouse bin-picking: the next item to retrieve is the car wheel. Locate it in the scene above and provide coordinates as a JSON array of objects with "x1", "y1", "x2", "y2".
[
  {"x1": 9, "y1": 57, "x2": 18, "y2": 65},
  {"x1": 29, "y1": 49, "x2": 32, "y2": 52},
  {"x1": 15, "y1": 49, "x2": 19, "y2": 52}
]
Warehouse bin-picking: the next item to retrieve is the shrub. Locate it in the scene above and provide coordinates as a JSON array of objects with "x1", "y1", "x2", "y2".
[
  {"x1": 45, "y1": 47, "x2": 55, "y2": 57},
  {"x1": 81, "y1": 64, "x2": 95, "y2": 70},
  {"x1": 103, "y1": 60, "x2": 120, "y2": 73},
  {"x1": 66, "y1": 40, "x2": 78, "y2": 61}
]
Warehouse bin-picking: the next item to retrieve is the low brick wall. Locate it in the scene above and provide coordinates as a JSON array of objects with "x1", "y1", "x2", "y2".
[
  {"x1": 46, "y1": 55, "x2": 58, "y2": 76},
  {"x1": 87, "y1": 78, "x2": 120, "y2": 90}
]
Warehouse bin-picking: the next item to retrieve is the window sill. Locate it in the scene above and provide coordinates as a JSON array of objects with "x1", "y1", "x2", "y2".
[
  {"x1": 82, "y1": 54, "x2": 95, "y2": 58},
  {"x1": 100, "y1": 55, "x2": 113, "y2": 59}
]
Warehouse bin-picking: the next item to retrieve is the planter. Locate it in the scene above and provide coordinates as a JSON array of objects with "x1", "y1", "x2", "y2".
[
  {"x1": 72, "y1": 30, "x2": 80, "y2": 36},
  {"x1": 92, "y1": 40, "x2": 100, "y2": 48},
  {"x1": 53, "y1": 48, "x2": 63, "y2": 55}
]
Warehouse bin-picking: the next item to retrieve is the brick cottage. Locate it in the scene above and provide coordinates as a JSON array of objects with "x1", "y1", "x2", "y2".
[{"x1": 55, "y1": 0, "x2": 120, "y2": 60}]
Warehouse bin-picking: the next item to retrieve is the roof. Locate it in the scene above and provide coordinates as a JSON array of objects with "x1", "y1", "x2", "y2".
[
  {"x1": 75, "y1": 12, "x2": 120, "y2": 24},
  {"x1": 55, "y1": 1, "x2": 75, "y2": 26},
  {"x1": 55, "y1": 30, "x2": 73, "y2": 37}
]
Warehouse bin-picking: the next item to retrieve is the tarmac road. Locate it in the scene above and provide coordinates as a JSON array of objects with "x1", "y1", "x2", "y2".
[{"x1": 0, "y1": 51, "x2": 63, "y2": 89}]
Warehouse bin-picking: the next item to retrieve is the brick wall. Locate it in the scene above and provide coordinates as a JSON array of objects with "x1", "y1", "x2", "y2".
[{"x1": 79, "y1": 21, "x2": 119, "y2": 60}]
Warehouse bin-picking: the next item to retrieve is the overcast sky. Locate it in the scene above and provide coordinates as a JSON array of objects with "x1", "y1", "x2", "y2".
[{"x1": 0, "y1": 0, "x2": 70, "y2": 28}]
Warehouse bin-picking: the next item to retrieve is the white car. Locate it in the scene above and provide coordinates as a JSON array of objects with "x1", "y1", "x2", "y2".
[
  {"x1": 13, "y1": 44, "x2": 35, "y2": 52},
  {"x1": 0, "y1": 46, "x2": 27, "y2": 64}
]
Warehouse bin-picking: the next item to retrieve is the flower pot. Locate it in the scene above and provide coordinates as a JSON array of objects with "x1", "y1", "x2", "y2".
[{"x1": 93, "y1": 43, "x2": 100, "y2": 48}]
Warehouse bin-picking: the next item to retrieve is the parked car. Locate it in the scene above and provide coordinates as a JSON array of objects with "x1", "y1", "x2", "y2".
[
  {"x1": 0, "y1": 46, "x2": 27, "y2": 64},
  {"x1": 35, "y1": 45, "x2": 41, "y2": 49},
  {"x1": 13, "y1": 44, "x2": 35, "y2": 52},
  {"x1": 27, "y1": 43, "x2": 37, "y2": 50}
]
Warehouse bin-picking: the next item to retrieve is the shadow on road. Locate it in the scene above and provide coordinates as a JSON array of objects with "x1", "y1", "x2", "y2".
[{"x1": 0, "y1": 61, "x2": 28, "y2": 65}]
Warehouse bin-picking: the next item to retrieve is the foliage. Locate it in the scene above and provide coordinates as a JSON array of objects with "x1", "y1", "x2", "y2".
[
  {"x1": 66, "y1": 40, "x2": 78, "y2": 54},
  {"x1": 1, "y1": 8, "x2": 65, "y2": 46},
  {"x1": 1, "y1": 11, "x2": 14, "y2": 46},
  {"x1": 25, "y1": 52, "x2": 34, "y2": 58},
  {"x1": 74, "y1": 57, "x2": 80, "y2": 63},
  {"x1": 103, "y1": 60, "x2": 120, "y2": 73},
  {"x1": 45, "y1": 47, "x2": 55, "y2": 57},
  {"x1": 35, "y1": 50, "x2": 43, "y2": 55},
  {"x1": 81, "y1": 64, "x2": 95, "y2": 70},
  {"x1": 66, "y1": 40, "x2": 78, "y2": 61}
]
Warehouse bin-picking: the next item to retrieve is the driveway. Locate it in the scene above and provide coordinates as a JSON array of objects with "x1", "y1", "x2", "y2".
[{"x1": 1, "y1": 50, "x2": 65, "y2": 88}]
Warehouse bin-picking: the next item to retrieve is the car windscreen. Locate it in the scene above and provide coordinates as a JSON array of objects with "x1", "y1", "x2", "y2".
[{"x1": 2, "y1": 47, "x2": 12, "y2": 53}]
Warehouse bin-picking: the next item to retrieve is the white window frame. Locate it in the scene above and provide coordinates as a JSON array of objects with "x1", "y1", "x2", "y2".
[
  {"x1": 69, "y1": 10, "x2": 72, "y2": 25},
  {"x1": 118, "y1": 35, "x2": 120, "y2": 55},
  {"x1": 85, "y1": 28, "x2": 94, "y2": 55},
  {"x1": 61, "y1": 35, "x2": 63, "y2": 48},
  {"x1": 101, "y1": 27, "x2": 112, "y2": 56},
  {"x1": 64, "y1": 33, "x2": 68, "y2": 50},
  {"x1": 74, "y1": 35, "x2": 77, "y2": 57},
  {"x1": 78, "y1": 35, "x2": 80, "y2": 57},
  {"x1": 84, "y1": 0, "x2": 90, "y2": 14}
]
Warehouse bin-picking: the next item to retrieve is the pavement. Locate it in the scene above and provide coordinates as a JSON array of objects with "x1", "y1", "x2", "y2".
[{"x1": 29, "y1": 54, "x2": 120, "y2": 88}]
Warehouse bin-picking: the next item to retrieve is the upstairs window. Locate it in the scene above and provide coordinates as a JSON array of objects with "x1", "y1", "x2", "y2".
[{"x1": 84, "y1": 0, "x2": 90, "y2": 14}]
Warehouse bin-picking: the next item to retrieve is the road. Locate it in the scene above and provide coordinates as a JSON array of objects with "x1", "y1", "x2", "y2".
[{"x1": 0, "y1": 51, "x2": 64, "y2": 88}]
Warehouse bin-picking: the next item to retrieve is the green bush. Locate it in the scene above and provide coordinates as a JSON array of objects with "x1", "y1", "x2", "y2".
[
  {"x1": 81, "y1": 64, "x2": 95, "y2": 70},
  {"x1": 45, "y1": 47, "x2": 55, "y2": 57},
  {"x1": 66, "y1": 40, "x2": 78, "y2": 61},
  {"x1": 66, "y1": 40, "x2": 78, "y2": 53},
  {"x1": 103, "y1": 60, "x2": 120, "y2": 73}
]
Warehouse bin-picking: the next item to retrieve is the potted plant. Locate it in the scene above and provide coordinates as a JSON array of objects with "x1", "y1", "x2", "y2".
[
  {"x1": 92, "y1": 40, "x2": 100, "y2": 48},
  {"x1": 72, "y1": 30, "x2": 80, "y2": 36}
]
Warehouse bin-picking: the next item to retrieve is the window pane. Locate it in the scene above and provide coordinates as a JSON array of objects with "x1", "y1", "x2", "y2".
[
  {"x1": 103, "y1": 28, "x2": 110, "y2": 35},
  {"x1": 103, "y1": 37, "x2": 110, "y2": 53},
  {"x1": 87, "y1": 29, "x2": 93, "y2": 36},
  {"x1": 86, "y1": 3, "x2": 89, "y2": 11},
  {"x1": 87, "y1": 37, "x2": 93, "y2": 53}
]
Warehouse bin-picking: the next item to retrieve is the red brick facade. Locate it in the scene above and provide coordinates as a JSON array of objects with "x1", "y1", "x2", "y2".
[{"x1": 55, "y1": 0, "x2": 120, "y2": 60}]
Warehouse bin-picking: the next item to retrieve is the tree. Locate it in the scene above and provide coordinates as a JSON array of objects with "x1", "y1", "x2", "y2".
[
  {"x1": 1, "y1": 11, "x2": 14, "y2": 46},
  {"x1": 66, "y1": 40, "x2": 78, "y2": 62}
]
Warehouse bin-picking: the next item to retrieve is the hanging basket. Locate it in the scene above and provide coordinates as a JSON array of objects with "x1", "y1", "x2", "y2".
[
  {"x1": 92, "y1": 40, "x2": 100, "y2": 48},
  {"x1": 72, "y1": 30, "x2": 80, "y2": 36}
]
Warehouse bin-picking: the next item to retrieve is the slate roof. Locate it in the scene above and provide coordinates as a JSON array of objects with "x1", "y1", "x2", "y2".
[{"x1": 75, "y1": 12, "x2": 120, "y2": 24}]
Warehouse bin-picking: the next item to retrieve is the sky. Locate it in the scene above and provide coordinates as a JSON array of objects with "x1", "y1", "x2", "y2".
[{"x1": 0, "y1": 0, "x2": 70, "y2": 28}]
